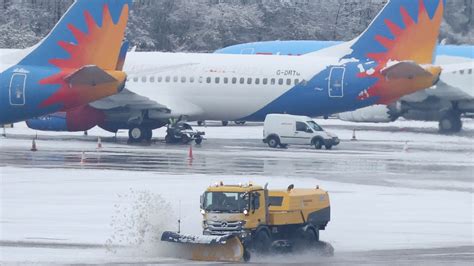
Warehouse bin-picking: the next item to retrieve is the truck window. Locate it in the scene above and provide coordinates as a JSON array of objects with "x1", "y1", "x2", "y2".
[
  {"x1": 269, "y1": 196, "x2": 283, "y2": 206},
  {"x1": 203, "y1": 192, "x2": 249, "y2": 213},
  {"x1": 251, "y1": 192, "x2": 260, "y2": 210},
  {"x1": 296, "y1": 122, "x2": 309, "y2": 132}
]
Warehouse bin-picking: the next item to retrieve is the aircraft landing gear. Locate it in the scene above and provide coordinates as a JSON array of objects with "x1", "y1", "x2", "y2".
[
  {"x1": 439, "y1": 111, "x2": 462, "y2": 134},
  {"x1": 128, "y1": 127, "x2": 153, "y2": 143}
]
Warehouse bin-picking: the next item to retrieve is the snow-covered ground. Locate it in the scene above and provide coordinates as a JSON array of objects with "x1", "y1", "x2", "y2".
[{"x1": 0, "y1": 119, "x2": 473, "y2": 264}]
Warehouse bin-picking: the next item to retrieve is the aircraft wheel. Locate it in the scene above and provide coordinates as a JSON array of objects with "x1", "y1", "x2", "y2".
[
  {"x1": 439, "y1": 112, "x2": 462, "y2": 133},
  {"x1": 129, "y1": 127, "x2": 145, "y2": 143}
]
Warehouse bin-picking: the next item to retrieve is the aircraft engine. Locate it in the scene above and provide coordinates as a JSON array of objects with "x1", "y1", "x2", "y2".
[
  {"x1": 26, "y1": 105, "x2": 105, "y2": 132},
  {"x1": 337, "y1": 105, "x2": 399, "y2": 123}
]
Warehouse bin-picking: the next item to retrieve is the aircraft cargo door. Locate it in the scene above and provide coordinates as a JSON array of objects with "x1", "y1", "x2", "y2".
[
  {"x1": 9, "y1": 73, "x2": 26, "y2": 106},
  {"x1": 328, "y1": 67, "x2": 345, "y2": 98}
]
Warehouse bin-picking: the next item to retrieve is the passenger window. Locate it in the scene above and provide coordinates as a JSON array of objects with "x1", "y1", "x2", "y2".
[
  {"x1": 150, "y1": 77, "x2": 155, "y2": 83},
  {"x1": 294, "y1": 79, "x2": 299, "y2": 85},
  {"x1": 240, "y1": 78, "x2": 245, "y2": 84},
  {"x1": 207, "y1": 77, "x2": 212, "y2": 83},
  {"x1": 460, "y1": 70, "x2": 465, "y2": 75},
  {"x1": 296, "y1": 122, "x2": 309, "y2": 132},
  {"x1": 141, "y1": 76, "x2": 147, "y2": 83},
  {"x1": 263, "y1": 78, "x2": 268, "y2": 85},
  {"x1": 215, "y1": 77, "x2": 220, "y2": 84},
  {"x1": 255, "y1": 78, "x2": 260, "y2": 85},
  {"x1": 173, "y1": 76, "x2": 179, "y2": 82},
  {"x1": 133, "y1": 77, "x2": 139, "y2": 82},
  {"x1": 157, "y1": 77, "x2": 163, "y2": 83},
  {"x1": 190, "y1": 77, "x2": 195, "y2": 83},
  {"x1": 286, "y1": 79, "x2": 291, "y2": 85},
  {"x1": 224, "y1": 77, "x2": 229, "y2": 84},
  {"x1": 247, "y1": 78, "x2": 252, "y2": 85},
  {"x1": 199, "y1": 77, "x2": 203, "y2": 83},
  {"x1": 165, "y1": 76, "x2": 171, "y2": 83},
  {"x1": 271, "y1": 78, "x2": 276, "y2": 85},
  {"x1": 232, "y1": 77, "x2": 237, "y2": 84},
  {"x1": 181, "y1": 77, "x2": 186, "y2": 83},
  {"x1": 468, "y1": 69, "x2": 472, "y2": 75}
]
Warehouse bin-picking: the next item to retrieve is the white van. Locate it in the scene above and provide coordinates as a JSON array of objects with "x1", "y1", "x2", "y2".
[{"x1": 263, "y1": 114, "x2": 340, "y2": 150}]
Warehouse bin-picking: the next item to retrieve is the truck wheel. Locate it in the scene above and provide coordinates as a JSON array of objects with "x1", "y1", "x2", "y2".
[
  {"x1": 313, "y1": 139, "x2": 323, "y2": 150},
  {"x1": 294, "y1": 228, "x2": 319, "y2": 251},
  {"x1": 267, "y1": 136, "x2": 280, "y2": 148},
  {"x1": 243, "y1": 249, "x2": 251, "y2": 262},
  {"x1": 253, "y1": 230, "x2": 271, "y2": 253}
]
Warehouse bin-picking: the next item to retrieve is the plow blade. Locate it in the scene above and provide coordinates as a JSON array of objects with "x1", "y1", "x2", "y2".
[{"x1": 161, "y1": 231, "x2": 245, "y2": 262}]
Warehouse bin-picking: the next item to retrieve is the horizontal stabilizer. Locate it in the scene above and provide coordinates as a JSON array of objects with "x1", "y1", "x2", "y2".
[
  {"x1": 64, "y1": 65, "x2": 117, "y2": 86},
  {"x1": 381, "y1": 61, "x2": 434, "y2": 80}
]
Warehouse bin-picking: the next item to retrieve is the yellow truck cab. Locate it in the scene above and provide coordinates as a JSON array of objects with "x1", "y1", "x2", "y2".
[{"x1": 200, "y1": 182, "x2": 330, "y2": 253}]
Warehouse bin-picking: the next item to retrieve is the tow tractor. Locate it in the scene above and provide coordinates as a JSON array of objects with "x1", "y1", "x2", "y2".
[
  {"x1": 165, "y1": 122, "x2": 205, "y2": 144},
  {"x1": 161, "y1": 182, "x2": 333, "y2": 262}
]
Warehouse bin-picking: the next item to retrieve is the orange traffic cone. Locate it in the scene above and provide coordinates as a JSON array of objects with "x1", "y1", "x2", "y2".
[
  {"x1": 188, "y1": 145, "x2": 194, "y2": 160},
  {"x1": 80, "y1": 152, "x2": 86, "y2": 164},
  {"x1": 97, "y1": 137, "x2": 103, "y2": 150},
  {"x1": 31, "y1": 139, "x2": 38, "y2": 152},
  {"x1": 351, "y1": 129, "x2": 357, "y2": 141}
]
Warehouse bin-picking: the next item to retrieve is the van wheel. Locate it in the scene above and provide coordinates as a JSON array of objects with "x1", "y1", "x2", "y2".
[
  {"x1": 267, "y1": 137, "x2": 280, "y2": 148},
  {"x1": 313, "y1": 139, "x2": 323, "y2": 150}
]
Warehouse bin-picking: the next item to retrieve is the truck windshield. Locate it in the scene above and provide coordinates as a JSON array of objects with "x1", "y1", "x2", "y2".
[
  {"x1": 203, "y1": 192, "x2": 249, "y2": 213},
  {"x1": 307, "y1": 121, "x2": 324, "y2": 132}
]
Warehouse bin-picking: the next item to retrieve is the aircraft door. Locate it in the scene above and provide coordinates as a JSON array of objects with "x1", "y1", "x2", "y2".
[
  {"x1": 328, "y1": 67, "x2": 345, "y2": 98},
  {"x1": 9, "y1": 73, "x2": 26, "y2": 106}
]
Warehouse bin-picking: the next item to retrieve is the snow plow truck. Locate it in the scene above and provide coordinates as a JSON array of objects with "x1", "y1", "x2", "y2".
[{"x1": 161, "y1": 182, "x2": 333, "y2": 262}]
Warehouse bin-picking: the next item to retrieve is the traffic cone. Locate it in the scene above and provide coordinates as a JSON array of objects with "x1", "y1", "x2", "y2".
[
  {"x1": 403, "y1": 141, "x2": 409, "y2": 153},
  {"x1": 31, "y1": 139, "x2": 38, "y2": 152},
  {"x1": 97, "y1": 137, "x2": 103, "y2": 150},
  {"x1": 188, "y1": 145, "x2": 194, "y2": 160},
  {"x1": 80, "y1": 152, "x2": 86, "y2": 164},
  {"x1": 351, "y1": 129, "x2": 357, "y2": 141}
]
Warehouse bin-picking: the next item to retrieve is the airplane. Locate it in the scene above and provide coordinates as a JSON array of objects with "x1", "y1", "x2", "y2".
[
  {"x1": 216, "y1": 41, "x2": 474, "y2": 133},
  {"x1": 0, "y1": 0, "x2": 132, "y2": 125},
  {"x1": 26, "y1": 0, "x2": 447, "y2": 142}
]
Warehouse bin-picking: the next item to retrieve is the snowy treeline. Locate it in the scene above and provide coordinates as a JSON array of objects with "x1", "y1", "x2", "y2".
[{"x1": 0, "y1": 0, "x2": 472, "y2": 51}]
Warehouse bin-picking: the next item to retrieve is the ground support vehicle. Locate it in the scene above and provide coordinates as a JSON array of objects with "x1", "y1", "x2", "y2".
[
  {"x1": 161, "y1": 182, "x2": 333, "y2": 262},
  {"x1": 165, "y1": 122, "x2": 205, "y2": 144}
]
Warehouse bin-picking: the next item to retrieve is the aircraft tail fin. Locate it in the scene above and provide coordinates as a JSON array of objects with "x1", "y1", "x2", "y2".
[
  {"x1": 19, "y1": 0, "x2": 132, "y2": 71},
  {"x1": 346, "y1": 0, "x2": 445, "y2": 65}
]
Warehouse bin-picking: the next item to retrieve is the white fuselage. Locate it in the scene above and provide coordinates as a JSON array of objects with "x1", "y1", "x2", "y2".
[{"x1": 123, "y1": 51, "x2": 341, "y2": 121}]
